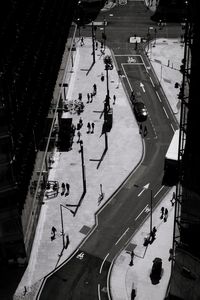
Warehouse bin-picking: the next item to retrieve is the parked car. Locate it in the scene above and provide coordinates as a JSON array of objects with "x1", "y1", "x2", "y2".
[{"x1": 133, "y1": 101, "x2": 148, "y2": 121}]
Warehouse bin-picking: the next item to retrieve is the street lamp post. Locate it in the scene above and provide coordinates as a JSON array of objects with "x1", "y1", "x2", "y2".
[
  {"x1": 150, "y1": 188, "x2": 153, "y2": 234},
  {"x1": 103, "y1": 16, "x2": 106, "y2": 51},
  {"x1": 92, "y1": 21, "x2": 96, "y2": 64},
  {"x1": 104, "y1": 55, "x2": 113, "y2": 107},
  {"x1": 154, "y1": 28, "x2": 157, "y2": 46},
  {"x1": 60, "y1": 204, "x2": 70, "y2": 249}
]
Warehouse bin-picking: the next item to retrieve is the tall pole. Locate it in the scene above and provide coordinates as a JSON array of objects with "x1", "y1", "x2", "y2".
[
  {"x1": 106, "y1": 67, "x2": 109, "y2": 99},
  {"x1": 92, "y1": 21, "x2": 96, "y2": 64},
  {"x1": 147, "y1": 27, "x2": 150, "y2": 54},
  {"x1": 60, "y1": 204, "x2": 65, "y2": 248},
  {"x1": 103, "y1": 16, "x2": 106, "y2": 51},
  {"x1": 150, "y1": 189, "x2": 153, "y2": 234},
  {"x1": 79, "y1": 140, "x2": 86, "y2": 193}
]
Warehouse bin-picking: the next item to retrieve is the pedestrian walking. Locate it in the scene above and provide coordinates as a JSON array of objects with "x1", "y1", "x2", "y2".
[
  {"x1": 87, "y1": 122, "x2": 91, "y2": 133},
  {"x1": 90, "y1": 93, "x2": 93, "y2": 102},
  {"x1": 51, "y1": 226, "x2": 57, "y2": 240},
  {"x1": 113, "y1": 94, "x2": 116, "y2": 105},
  {"x1": 87, "y1": 93, "x2": 90, "y2": 103},
  {"x1": 77, "y1": 117, "x2": 83, "y2": 130},
  {"x1": 93, "y1": 83, "x2": 97, "y2": 95},
  {"x1": 164, "y1": 208, "x2": 168, "y2": 222},
  {"x1": 77, "y1": 130, "x2": 81, "y2": 143},
  {"x1": 65, "y1": 182, "x2": 70, "y2": 196},
  {"x1": 95, "y1": 41, "x2": 98, "y2": 50},
  {"x1": 23, "y1": 286, "x2": 27, "y2": 296},
  {"x1": 101, "y1": 72, "x2": 104, "y2": 82},
  {"x1": 91, "y1": 122, "x2": 95, "y2": 133},
  {"x1": 170, "y1": 192, "x2": 176, "y2": 206},
  {"x1": 160, "y1": 206, "x2": 165, "y2": 219},
  {"x1": 65, "y1": 234, "x2": 70, "y2": 249},
  {"x1": 61, "y1": 182, "x2": 65, "y2": 196},
  {"x1": 80, "y1": 36, "x2": 84, "y2": 46},
  {"x1": 150, "y1": 226, "x2": 157, "y2": 243},
  {"x1": 129, "y1": 250, "x2": 134, "y2": 266}
]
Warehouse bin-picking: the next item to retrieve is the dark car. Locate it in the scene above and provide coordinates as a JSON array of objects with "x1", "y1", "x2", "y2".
[
  {"x1": 133, "y1": 101, "x2": 148, "y2": 121},
  {"x1": 150, "y1": 257, "x2": 163, "y2": 284}
]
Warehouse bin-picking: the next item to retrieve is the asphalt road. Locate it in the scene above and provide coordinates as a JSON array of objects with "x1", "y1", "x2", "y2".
[{"x1": 38, "y1": 2, "x2": 180, "y2": 299}]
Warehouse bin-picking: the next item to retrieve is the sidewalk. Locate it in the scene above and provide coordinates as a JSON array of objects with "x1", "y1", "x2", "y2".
[{"x1": 14, "y1": 36, "x2": 184, "y2": 300}]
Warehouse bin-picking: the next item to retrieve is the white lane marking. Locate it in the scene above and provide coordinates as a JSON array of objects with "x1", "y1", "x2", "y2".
[
  {"x1": 153, "y1": 186, "x2": 165, "y2": 198},
  {"x1": 163, "y1": 106, "x2": 169, "y2": 119},
  {"x1": 135, "y1": 204, "x2": 149, "y2": 221},
  {"x1": 98, "y1": 283, "x2": 101, "y2": 300},
  {"x1": 122, "y1": 62, "x2": 143, "y2": 65},
  {"x1": 171, "y1": 123, "x2": 176, "y2": 132},
  {"x1": 150, "y1": 76, "x2": 155, "y2": 87},
  {"x1": 99, "y1": 253, "x2": 109, "y2": 274},
  {"x1": 140, "y1": 82, "x2": 145, "y2": 92},
  {"x1": 156, "y1": 91, "x2": 162, "y2": 102},
  {"x1": 140, "y1": 54, "x2": 149, "y2": 73},
  {"x1": 115, "y1": 228, "x2": 130, "y2": 245},
  {"x1": 121, "y1": 64, "x2": 132, "y2": 90},
  {"x1": 115, "y1": 54, "x2": 141, "y2": 56}
]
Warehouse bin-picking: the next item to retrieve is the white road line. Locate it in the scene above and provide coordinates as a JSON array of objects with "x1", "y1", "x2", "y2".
[
  {"x1": 98, "y1": 283, "x2": 101, "y2": 300},
  {"x1": 163, "y1": 106, "x2": 169, "y2": 119},
  {"x1": 115, "y1": 228, "x2": 129, "y2": 245},
  {"x1": 150, "y1": 76, "x2": 155, "y2": 87},
  {"x1": 99, "y1": 253, "x2": 109, "y2": 274},
  {"x1": 135, "y1": 205, "x2": 149, "y2": 221},
  {"x1": 153, "y1": 186, "x2": 165, "y2": 198},
  {"x1": 140, "y1": 55, "x2": 149, "y2": 73},
  {"x1": 121, "y1": 64, "x2": 132, "y2": 90},
  {"x1": 156, "y1": 91, "x2": 162, "y2": 102},
  {"x1": 171, "y1": 123, "x2": 176, "y2": 132},
  {"x1": 138, "y1": 188, "x2": 146, "y2": 197},
  {"x1": 114, "y1": 54, "x2": 141, "y2": 56},
  {"x1": 122, "y1": 62, "x2": 143, "y2": 65}
]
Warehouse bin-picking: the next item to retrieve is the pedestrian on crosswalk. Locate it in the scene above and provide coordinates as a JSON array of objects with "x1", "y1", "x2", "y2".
[{"x1": 113, "y1": 95, "x2": 116, "y2": 105}]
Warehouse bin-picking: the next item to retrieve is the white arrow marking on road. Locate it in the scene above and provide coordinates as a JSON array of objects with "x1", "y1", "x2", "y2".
[
  {"x1": 137, "y1": 183, "x2": 150, "y2": 197},
  {"x1": 140, "y1": 82, "x2": 145, "y2": 92}
]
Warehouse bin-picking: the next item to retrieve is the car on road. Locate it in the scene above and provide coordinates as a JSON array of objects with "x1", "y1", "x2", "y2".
[{"x1": 133, "y1": 101, "x2": 148, "y2": 121}]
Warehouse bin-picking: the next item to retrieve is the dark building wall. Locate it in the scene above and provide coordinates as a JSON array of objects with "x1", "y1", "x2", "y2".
[
  {"x1": 183, "y1": 1, "x2": 200, "y2": 196},
  {"x1": 179, "y1": 0, "x2": 200, "y2": 258},
  {"x1": 0, "y1": 0, "x2": 78, "y2": 264}
]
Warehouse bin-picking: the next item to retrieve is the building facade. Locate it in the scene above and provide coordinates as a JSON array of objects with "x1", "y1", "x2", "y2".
[{"x1": 0, "y1": 0, "x2": 78, "y2": 265}]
